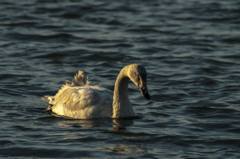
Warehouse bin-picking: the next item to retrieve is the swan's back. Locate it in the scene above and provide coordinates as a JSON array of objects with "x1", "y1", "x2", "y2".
[{"x1": 43, "y1": 71, "x2": 113, "y2": 119}]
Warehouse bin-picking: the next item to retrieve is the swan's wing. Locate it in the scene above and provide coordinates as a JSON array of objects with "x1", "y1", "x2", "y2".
[
  {"x1": 42, "y1": 70, "x2": 87, "y2": 104},
  {"x1": 51, "y1": 86, "x2": 113, "y2": 119},
  {"x1": 42, "y1": 70, "x2": 113, "y2": 119},
  {"x1": 66, "y1": 70, "x2": 87, "y2": 87}
]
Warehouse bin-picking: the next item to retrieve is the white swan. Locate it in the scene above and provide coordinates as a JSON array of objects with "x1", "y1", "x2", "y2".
[{"x1": 42, "y1": 64, "x2": 150, "y2": 119}]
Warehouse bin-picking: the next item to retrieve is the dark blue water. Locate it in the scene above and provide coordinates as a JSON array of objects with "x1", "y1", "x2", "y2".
[{"x1": 1, "y1": 0, "x2": 240, "y2": 158}]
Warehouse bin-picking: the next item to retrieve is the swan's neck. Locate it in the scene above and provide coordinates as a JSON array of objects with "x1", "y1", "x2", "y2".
[{"x1": 112, "y1": 66, "x2": 134, "y2": 118}]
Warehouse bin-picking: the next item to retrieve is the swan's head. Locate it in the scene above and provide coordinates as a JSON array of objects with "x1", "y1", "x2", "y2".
[{"x1": 128, "y1": 64, "x2": 151, "y2": 100}]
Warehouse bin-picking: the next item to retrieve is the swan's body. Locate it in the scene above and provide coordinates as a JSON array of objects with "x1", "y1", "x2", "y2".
[{"x1": 42, "y1": 64, "x2": 150, "y2": 119}]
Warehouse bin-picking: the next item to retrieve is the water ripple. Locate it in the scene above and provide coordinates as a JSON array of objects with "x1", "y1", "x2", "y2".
[{"x1": 0, "y1": 0, "x2": 240, "y2": 158}]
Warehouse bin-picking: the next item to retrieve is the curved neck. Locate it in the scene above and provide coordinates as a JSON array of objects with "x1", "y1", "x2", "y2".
[{"x1": 112, "y1": 66, "x2": 134, "y2": 118}]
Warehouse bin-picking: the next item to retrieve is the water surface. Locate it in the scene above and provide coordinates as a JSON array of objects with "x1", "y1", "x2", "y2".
[{"x1": 0, "y1": 0, "x2": 240, "y2": 158}]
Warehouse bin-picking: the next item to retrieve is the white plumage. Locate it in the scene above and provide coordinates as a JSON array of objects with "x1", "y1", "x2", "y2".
[{"x1": 42, "y1": 64, "x2": 150, "y2": 119}]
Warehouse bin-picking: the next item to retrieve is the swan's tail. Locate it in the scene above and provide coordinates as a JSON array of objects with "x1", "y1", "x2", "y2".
[
  {"x1": 42, "y1": 95, "x2": 54, "y2": 104},
  {"x1": 47, "y1": 105, "x2": 53, "y2": 111},
  {"x1": 65, "y1": 70, "x2": 88, "y2": 86}
]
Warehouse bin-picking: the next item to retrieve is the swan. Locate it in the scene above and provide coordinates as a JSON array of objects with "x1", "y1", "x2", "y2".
[{"x1": 42, "y1": 64, "x2": 150, "y2": 119}]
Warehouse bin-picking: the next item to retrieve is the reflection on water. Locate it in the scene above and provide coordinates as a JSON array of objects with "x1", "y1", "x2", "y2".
[
  {"x1": 55, "y1": 117, "x2": 134, "y2": 129},
  {"x1": 102, "y1": 144, "x2": 150, "y2": 154},
  {"x1": 111, "y1": 118, "x2": 134, "y2": 131},
  {"x1": 56, "y1": 118, "x2": 112, "y2": 128}
]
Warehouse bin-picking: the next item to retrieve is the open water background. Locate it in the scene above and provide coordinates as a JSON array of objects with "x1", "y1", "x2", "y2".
[{"x1": 0, "y1": 0, "x2": 240, "y2": 158}]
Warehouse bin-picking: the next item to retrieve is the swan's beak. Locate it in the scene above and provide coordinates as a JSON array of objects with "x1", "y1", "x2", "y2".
[{"x1": 140, "y1": 85, "x2": 151, "y2": 100}]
